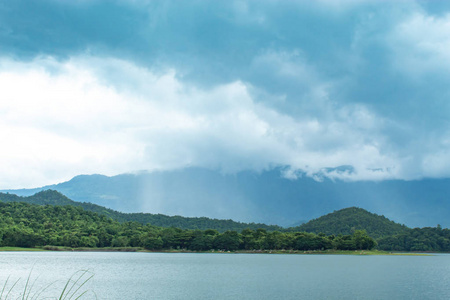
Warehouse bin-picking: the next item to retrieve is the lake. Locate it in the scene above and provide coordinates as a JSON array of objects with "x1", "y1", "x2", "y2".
[{"x1": 0, "y1": 252, "x2": 449, "y2": 299}]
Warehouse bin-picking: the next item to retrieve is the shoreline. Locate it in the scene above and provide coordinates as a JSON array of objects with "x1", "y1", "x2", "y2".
[{"x1": 0, "y1": 246, "x2": 432, "y2": 255}]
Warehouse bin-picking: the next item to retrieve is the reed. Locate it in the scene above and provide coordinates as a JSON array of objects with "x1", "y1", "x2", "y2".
[{"x1": 0, "y1": 270, "x2": 95, "y2": 300}]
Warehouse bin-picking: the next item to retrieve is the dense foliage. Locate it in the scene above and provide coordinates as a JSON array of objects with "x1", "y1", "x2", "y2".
[
  {"x1": 377, "y1": 226, "x2": 450, "y2": 252},
  {"x1": 2, "y1": 192, "x2": 449, "y2": 252},
  {"x1": 293, "y1": 207, "x2": 450, "y2": 252},
  {"x1": 293, "y1": 207, "x2": 409, "y2": 239},
  {"x1": 0, "y1": 201, "x2": 376, "y2": 251},
  {"x1": 0, "y1": 191, "x2": 282, "y2": 232}
]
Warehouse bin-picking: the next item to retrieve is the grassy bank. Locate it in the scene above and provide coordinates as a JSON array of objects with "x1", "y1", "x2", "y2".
[
  {"x1": 203, "y1": 249, "x2": 430, "y2": 255},
  {"x1": 0, "y1": 246, "x2": 431, "y2": 255},
  {"x1": 140, "y1": 249, "x2": 432, "y2": 256},
  {"x1": 0, "y1": 246, "x2": 45, "y2": 251}
]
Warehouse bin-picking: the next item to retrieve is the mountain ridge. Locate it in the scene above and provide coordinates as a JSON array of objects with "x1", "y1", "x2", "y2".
[
  {"x1": 0, "y1": 190, "x2": 283, "y2": 232},
  {"x1": 2, "y1": 167, "x2": 450, "y2": 227},
  {"x1": 0, "y1": 190, "x2": 416, "y2": 239}
]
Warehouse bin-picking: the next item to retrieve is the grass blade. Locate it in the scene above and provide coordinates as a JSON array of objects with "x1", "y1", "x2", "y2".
[
  {"x1": 30, "y1": 280, "x2": 57, "y2": 300},
  {"x1": 57, "y1": 274, "x2": 72, "y2": 300},
  {"x1": 1, "y1": 275, "x2": 10, "y2": 300},
  {"x1": 61, "y1": 270, "x2": 86, "y2": 300},
  {"x1": 21, "y1": 271, "x2": 31, "y2": 300},
  {"x1": 59, "y1": 270, "x2": 93, "y2": 300},
  {"x1": 5, "y1": 278, "x2": 20, "y2": 300},
  {"x1": 2, "y1": 270, "x2": 93, "y2": 300},
  {"x1": 67, "y1": 273, "x2": 94, "y2": 300},
  {"x1": 25, "y1": 274, "x2": 41, "y2": 300}
]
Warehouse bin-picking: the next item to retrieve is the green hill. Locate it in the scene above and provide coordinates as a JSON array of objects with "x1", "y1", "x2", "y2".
[
  {"x1": 0, "y1": 201, "x2": 379, "y2": 251},
  {"x1": 290, "y1": 207, "x2": 409, "y2": 239},
  {"x1": 0, "y1": 190, "x2": 282, "y2": 232},
  {"x1": 2, "y1": 191, "x2": 449, "y2": 252}
]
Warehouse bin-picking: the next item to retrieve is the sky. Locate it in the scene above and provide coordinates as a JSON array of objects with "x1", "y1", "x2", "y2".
[{"x1": 2, "y1": 0, "x2": 450, "y2": 188}]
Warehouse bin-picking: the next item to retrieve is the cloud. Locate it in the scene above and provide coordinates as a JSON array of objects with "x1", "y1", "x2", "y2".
[
  {"x1": 1, "y1": 1, "x2": 450, "y2": 187},
  {"x1": 0, "y1": 54, "x2": 406, "y2": 188},
  {"x1": 388, "y1": 11, "x2": 450, "y2": 77}
]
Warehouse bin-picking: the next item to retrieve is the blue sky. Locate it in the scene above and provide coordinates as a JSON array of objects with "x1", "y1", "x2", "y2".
[{"x1": 1, "y1": 0, "x2": 450, "y2": 188}]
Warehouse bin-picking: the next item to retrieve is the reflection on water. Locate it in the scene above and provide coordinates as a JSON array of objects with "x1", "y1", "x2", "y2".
[{"x1": 0, "y1": 252, "x2": 449, "y2": 299}]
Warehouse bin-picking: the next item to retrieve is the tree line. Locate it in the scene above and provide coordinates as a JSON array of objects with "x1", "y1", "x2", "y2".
[
  {"x1": 377, "y1": 226, "x2": 450, "y2": 252},
  {"x1": 0, "y1": 202, "x2": 376, "y2": 251}
]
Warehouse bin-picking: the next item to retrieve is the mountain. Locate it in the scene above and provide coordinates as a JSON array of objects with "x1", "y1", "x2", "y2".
[
  {"x1": 2, "y1": 167, "x2": 450, "y2": 227},
  {"x1": 292, "y1": 207, "x2": 409, "y2": 239},
  {"x1": 0, "y1": 190, "x2": 282, "y2": 232}
]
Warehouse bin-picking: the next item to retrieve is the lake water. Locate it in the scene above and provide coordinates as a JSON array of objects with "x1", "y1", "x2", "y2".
[{"x1": 0, "y1": 252, "x2": 449, "y2": 299}]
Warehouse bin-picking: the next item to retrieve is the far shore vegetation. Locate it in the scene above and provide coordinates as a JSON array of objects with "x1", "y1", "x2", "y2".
[
  {"x1": 0, "y1": 201, "x2": 378, "y2": 252},
  {"x1": 0, "y1": 191, "x2": 449, "y2": 253}
]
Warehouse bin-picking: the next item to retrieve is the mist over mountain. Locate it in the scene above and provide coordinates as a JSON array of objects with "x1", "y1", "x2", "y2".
[{"x1": 3, "y1": 167, "x2": 450, "y2": 228}]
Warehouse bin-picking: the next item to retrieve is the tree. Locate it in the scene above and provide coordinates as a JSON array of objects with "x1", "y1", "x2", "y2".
[
  {"x1": 142, "y1": 235, "x2": 164, "y2": 250},
  {"x1": 214, "y1": 231, "x2": 241, "y2": 251},
  {"x1": 352, "y1": 230, "x2": 376, "y2": 250}
]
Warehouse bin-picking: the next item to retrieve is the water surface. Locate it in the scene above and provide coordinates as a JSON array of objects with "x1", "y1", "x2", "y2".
[{"x1": 0, "y1": 252, "x2": 449, "y2": 299}]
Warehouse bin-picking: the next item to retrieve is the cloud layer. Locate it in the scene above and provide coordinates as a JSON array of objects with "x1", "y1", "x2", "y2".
[{"x1": 1, "y1": 1, "x2": 450, "y2": 187}]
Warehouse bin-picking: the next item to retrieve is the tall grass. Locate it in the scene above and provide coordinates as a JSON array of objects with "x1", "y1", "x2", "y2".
[{"x1": 0, "y1": 270, "x2": 95, "y2": 300}]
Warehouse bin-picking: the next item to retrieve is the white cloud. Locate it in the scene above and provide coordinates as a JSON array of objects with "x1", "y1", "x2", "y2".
[
  {"x1": 388, "y1": 11, "x2": 450, "y2": 77},
  {"x1": 0, "y1": 55, "x2": 417, "y2": 188}
]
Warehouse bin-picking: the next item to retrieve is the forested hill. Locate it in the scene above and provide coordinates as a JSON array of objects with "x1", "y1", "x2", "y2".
[
  {"x1": 292, "y1": 207, "x2": 409, "y2": 239},
  {"x1": 0, "y1": 190, "x2": 282, "y2": 232},
  {"x1": 3, "y1": 191, "x2": 450, "y2": 252},
  {"x1": 0, "y1": 201, "x2": 379, "y2": 251}
]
